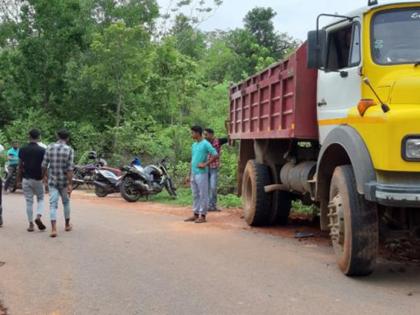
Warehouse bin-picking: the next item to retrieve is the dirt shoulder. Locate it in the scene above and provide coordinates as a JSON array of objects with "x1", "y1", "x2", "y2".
[{"x1": 72, "y1": 191, "x2": 330, "y2": 246}]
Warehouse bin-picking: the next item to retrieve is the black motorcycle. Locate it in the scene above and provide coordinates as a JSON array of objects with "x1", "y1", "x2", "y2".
[
  {"x1": 72, "y1": 151, "x2": 107, "y2": 189},
  {"x1": 3, "y1": 164, "x2": 18, "y2": 192},
  {"x1": 119, "y1": 158, "x2": 177, "y2": 202}
]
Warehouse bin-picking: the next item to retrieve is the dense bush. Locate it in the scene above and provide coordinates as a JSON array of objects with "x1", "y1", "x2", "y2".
[{"x1": 0, "y1": 1, "x2": 297, "y2": 197}]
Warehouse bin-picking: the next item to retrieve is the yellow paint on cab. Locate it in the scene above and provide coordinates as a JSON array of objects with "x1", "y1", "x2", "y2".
[{"x1": 343, "y1": 2, "x2": 420, "y2": 172}]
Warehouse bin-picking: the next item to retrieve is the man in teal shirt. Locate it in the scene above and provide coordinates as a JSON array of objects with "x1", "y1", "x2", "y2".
[
  {"x1": 4, "y1": 141, "x2": 20, "y2": 192},
  {"x1": 185, "y1": 126, "x2": 218, "y2": 223}
]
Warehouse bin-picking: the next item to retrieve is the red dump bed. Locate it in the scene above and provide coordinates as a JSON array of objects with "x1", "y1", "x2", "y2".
[{"x1": 229, "y1": 43, "x2": 318, "y2": 140}]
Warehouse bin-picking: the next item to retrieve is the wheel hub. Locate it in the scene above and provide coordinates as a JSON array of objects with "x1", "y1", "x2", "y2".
[{"x1": 328, "y1": 194, "x2": 345, "y2": 252}]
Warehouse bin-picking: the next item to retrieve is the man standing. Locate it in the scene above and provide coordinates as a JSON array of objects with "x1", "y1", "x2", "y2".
[
  {"x1": 204, "y1": 128, "x2": 228, "y2": 212},
  {"x1": 185, "y1": 126, "x2": 218, "y2": 224},
  {"x1": 42, "y1": 129, "x2": 74, "y2": 238},
  {"x1": 18, "y1": 129, "x2": 47, "y2": 232},
  {"x1": 4, "y1": 141, "x2": 19, "y2": 192}
]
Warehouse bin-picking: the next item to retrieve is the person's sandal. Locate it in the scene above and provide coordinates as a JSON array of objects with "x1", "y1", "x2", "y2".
[
  {"x1": 34, "y1": 218, "x2": 46, "y2": 231},
  {"x1": 184, "y1": 215, "x2": 198, "y2": 222},
  {"x1": 195, "y1": 216, "x2": 207, "y2": 224},
  {"x1": 50, "y1": 231, "x2": 57, "y2": 238},
  {"x1": 65, "y1": 224, "x2": 73, "y2": 232}
]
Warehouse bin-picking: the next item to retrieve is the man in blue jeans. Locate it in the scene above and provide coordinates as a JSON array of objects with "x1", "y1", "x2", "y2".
[
  {"x1": 42, "y1": 129, "x2": 74, "y2": 238},
  {"x1": 185, "y1": 126, "x2": 218, "y2": 224},
  {"x1": 204, "y1": 128, "x2": 228, "y2": 212}
]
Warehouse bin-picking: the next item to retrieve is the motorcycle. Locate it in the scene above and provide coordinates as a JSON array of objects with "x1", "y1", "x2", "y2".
[
  {"x1": 72, "y1": 151, "x2": 108, "y2": 189},
  {"x1": 92, "y1": 167, "x2": 123, "y2": 197},
  {"x1": 119, "y1": 158, "x2": 177, "y2": 202},
  {"x1": 3, "y1": 163, "x2": 19, "y2": 192}
]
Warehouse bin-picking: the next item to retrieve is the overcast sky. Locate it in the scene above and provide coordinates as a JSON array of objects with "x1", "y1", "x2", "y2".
[{"x1": 157, "y1": 0, "x2": 415, "y2": 40}]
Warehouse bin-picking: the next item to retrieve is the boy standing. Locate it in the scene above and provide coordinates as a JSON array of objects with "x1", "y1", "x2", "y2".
[
  {"x1": 185, "y1": 126, "x2": 218, "y2": 223},
  {"x1": 204, "y1": 128, "x2": 228, "y2": 211}
]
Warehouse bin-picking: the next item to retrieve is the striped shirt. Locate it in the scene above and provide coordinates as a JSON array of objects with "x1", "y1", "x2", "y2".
[{"x1": 42, "y1": 141, "x2": 74, "y2": 188}]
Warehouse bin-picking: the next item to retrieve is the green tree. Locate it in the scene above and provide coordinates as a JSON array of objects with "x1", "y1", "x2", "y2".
[
  {"x1": 81, "y1": 22, "x2": 152, "y2": 149},
  {"x1": 244, "y1": 7, "x2": 299, "y2": 60}
]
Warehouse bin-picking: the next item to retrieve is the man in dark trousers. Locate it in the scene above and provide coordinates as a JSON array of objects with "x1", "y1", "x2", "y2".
[
  {"x1": 204, "y1": 128, "x2": 228, "y2": 212},
  {"x1": 42, "y1": 129, "x2": 74, "y2": 238},
  {"x1": 18, "y1": 129, "x2": 47, "y2": 232}
]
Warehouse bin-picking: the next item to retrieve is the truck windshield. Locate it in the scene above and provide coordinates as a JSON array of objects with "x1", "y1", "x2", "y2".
[{"x1": 372, "y1": 8, "x2": 420, "y2": 65}]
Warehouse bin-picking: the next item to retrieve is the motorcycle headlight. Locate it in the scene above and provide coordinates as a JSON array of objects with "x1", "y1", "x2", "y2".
[{"x1": 403, "y1": 137, "x2": 420, "y2": 161}]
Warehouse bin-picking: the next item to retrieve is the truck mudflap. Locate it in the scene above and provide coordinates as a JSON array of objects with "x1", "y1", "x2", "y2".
[{"x1": 365, "y1": 182, "x2": 420, "y2": 208}]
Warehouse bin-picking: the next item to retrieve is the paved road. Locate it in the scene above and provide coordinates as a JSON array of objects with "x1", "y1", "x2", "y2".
[{"x1": 0, "y1": 192, "x2": 420, "y2": 315}]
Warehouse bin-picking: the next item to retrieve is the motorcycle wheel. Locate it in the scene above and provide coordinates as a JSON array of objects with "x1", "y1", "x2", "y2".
[
  {"x1": 72, "y1": 170, "x2": 83, "y2": 190},
  {"x1": 120, "y1": 177, "x2": 141, "y2": 203},
  {"x1": 165, "y1": 178, "x2": 177, "y2": 199},
  {"x1": 95, "y1": 185, "x2": 108, "y2": 198}
]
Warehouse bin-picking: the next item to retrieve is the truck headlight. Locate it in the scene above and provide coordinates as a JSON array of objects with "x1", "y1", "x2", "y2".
[{"x1": 403, "y1": 137, "x2": 420, "y2": 161}]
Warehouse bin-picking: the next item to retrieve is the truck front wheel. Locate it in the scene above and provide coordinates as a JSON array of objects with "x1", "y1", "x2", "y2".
[
  {"x1": 329, "y1": 165, "x2": 378, "y2": 276},
  {"x1": 242, "y1": 160, "x2": 273, "y2": 226}
]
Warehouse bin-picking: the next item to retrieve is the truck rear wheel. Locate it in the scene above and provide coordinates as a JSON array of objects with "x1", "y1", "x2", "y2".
[
  {"x1": 329, "y1": 165, "x2": 378, "y2": 276},
  {"x1": 242, "y1": 160, "x2": 273, "y2": 226}
]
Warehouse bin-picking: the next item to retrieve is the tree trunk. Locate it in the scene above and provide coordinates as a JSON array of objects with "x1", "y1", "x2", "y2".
[{"x1": 113, "y1": 93, "x2": 123, "y2": 151}]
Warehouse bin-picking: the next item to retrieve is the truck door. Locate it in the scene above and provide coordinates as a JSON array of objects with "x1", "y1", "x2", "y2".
[{"x1": 317, "y1": 21, "x2": 362, "y2": 143}]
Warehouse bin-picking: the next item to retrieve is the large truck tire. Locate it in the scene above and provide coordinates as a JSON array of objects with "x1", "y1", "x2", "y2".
[
  {"x1": 274, "y1": 191, "x2": 292, "y2": 225},
  {"x1": 329, "y1": 165, "x2": 378, "y2": 276},
  {"x1": 242, "y1": 160, "x2": 273, "y2": 226}
]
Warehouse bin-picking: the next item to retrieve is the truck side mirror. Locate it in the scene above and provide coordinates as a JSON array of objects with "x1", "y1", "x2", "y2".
[{"x1": 307, "y1": 30, "x2": 327, "y2": 69}]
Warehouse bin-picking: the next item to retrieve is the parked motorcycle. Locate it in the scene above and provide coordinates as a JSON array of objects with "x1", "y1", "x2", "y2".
[
  {"x1": 72, "y1": 151, "x2": 107, "y2": 189},
  {"x1": 3, "y1": 164, "x2": 19, "y2": 192},
  {"x1": 119, "y1": 158, "x2": 177, "y2": 202},
  {"x1": 92, "y1": 167, "x2": 123, "y2": 197}
]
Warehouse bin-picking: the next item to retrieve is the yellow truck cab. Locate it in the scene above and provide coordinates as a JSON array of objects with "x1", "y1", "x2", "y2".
[
  {"x1": 305, "y1": 0, "x2": 420, "y2": 275},
  {"x1": 230, "y1": 0, "x2": 420, "y2": 277}
]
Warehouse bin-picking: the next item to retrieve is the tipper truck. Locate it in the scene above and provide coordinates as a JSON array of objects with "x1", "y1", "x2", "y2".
[{"x1": 228, "y1": 0, "x2": 420, "y2": 276}]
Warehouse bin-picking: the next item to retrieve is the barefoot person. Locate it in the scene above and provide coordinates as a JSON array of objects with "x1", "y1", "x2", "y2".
[
  {"x1": 18, "y1": 129, "x2": 47, "y2": 232},
  {"x1": 42, "y1": 129, "x2": 74, "y2": 238},
  {"x1": 185, "y1": 126, "x2": 218, "y2": 224}
]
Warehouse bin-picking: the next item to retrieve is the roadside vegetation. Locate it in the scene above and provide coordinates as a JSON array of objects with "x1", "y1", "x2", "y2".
[{"x1": 0, "y1": 0, "x2": 298, "y2": 198}]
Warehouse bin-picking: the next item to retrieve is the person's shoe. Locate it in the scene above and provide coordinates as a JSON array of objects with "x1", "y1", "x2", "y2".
[
  {"x1": 27, "y1": 222, "x2": 35, "y2": 232},
  {"x1": 195, "y1": 215, "x2": 207, "y2": 224},
  {"x1": 50, "y1": 220, "x2": 57, "y2": 238},
  {"x1": 65, "y1": 218, "x2": 72, "y2": 232},
  {"x1": 34, "y1": 218, "x2": 46, "y2": 231},
  {"x1": 0, "y1": 214, "x2": 3, "y2": 227},
  {"x1": 184, "y1": 214, "x2": 199, "y2": 222}
]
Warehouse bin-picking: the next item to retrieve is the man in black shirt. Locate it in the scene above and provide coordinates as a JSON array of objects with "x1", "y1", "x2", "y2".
[{"x1": 18, "y1": 129, "x2": 47, "y2": 232}]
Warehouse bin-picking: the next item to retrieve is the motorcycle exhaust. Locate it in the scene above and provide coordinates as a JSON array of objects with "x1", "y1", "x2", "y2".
[
  {"x1": 72, "y1": 178, "x2": 85, "y2": 184},
  {"x1": 133, "y1": 180, "x2": 150, "y2": 191}
]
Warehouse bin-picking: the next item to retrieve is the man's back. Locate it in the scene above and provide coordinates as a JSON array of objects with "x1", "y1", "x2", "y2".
[
  {"x1": 19, "y1": 143, "x2": 45, "y2": 180},
  {"x1": 42, "y1": 142, "x2": 74, "y2": 188}
]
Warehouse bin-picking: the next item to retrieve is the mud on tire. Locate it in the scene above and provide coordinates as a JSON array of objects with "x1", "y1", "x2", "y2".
[
  {"x1": 242, "y1": 160, "x2": 274, "y2": 227},
  {"x1": 329, "y1": 165, "x2": 378, "y2": 276}
]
